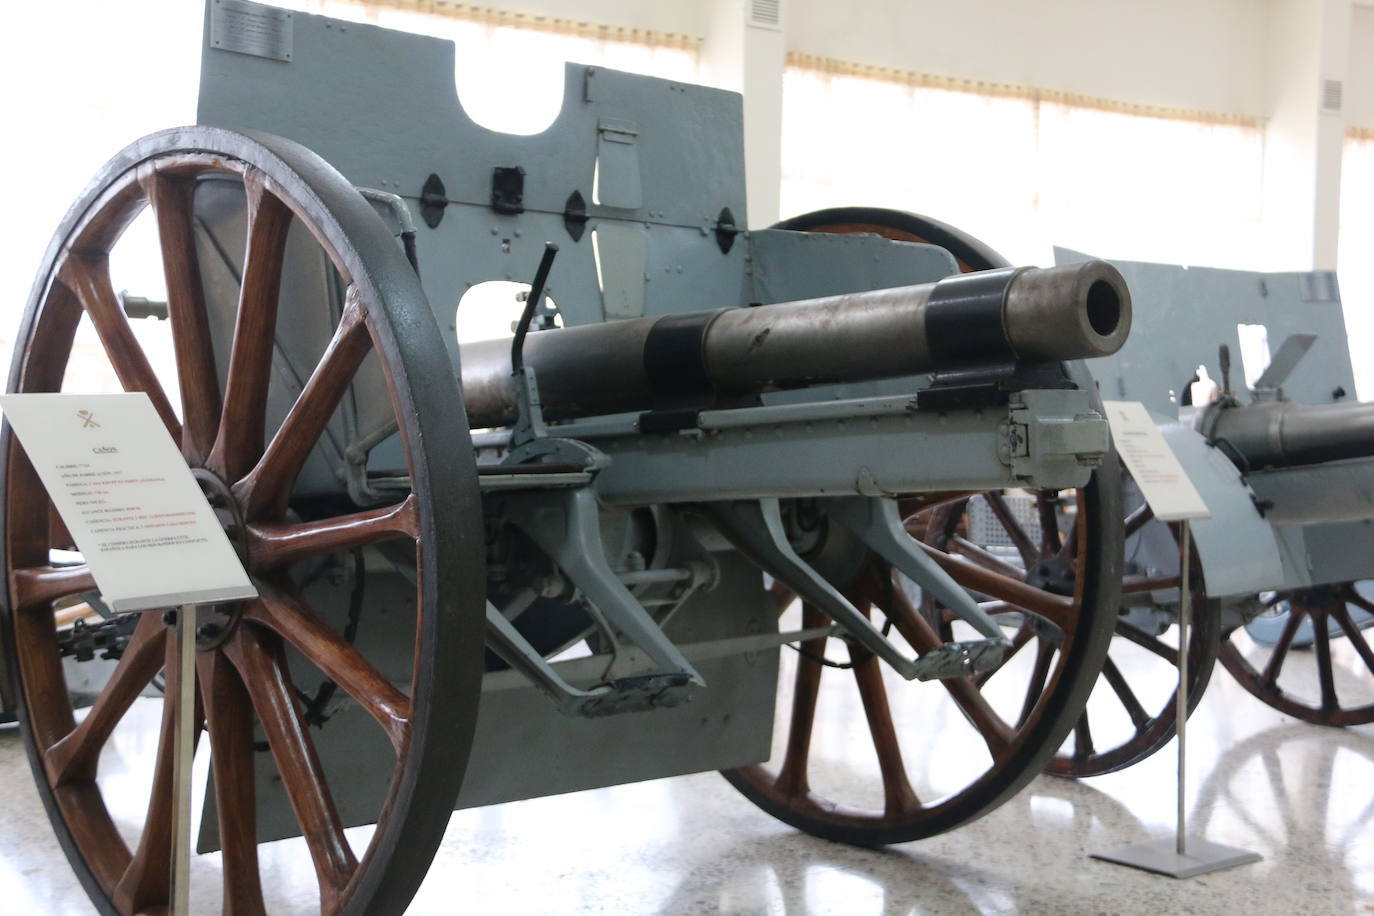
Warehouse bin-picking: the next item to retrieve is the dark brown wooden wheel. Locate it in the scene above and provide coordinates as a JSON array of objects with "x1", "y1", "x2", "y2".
[
  {"x1": 1044, "y1": 488, "x2": 1221, "y2": 777},
  {"x1": 1, "y1": 128, "x2": 485, "y2": 915},
  {"x1": 776, "y1": 207, "x2": 1219, "y2": 779},
  {"x1": 721, "y1": 208, "x2": 1120, "y2": 844},
  {"x1": 1218, "y1": 582, "x2": 1374, "y2": 726},
  {"x1": 724, "y1": 480, "x2": 1119, "y2": 845}
]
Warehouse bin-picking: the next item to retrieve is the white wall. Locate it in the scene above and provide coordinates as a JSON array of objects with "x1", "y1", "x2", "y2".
[
  {"x1": 9, "y1": 0, "x2": 1373, "y2": 301},
  {"x1": 434, "y1": 0, "x2": 708, "y2": 36},
  {"x1": 787, "y1": 0, "x2": 1268, "y2": 116},
  {"x1": 1347, "y1": 4, "x2": 1374, "y2": 126},
  {"x1": 468, "y1": 0, "x2": 1271, "y2": 116}
]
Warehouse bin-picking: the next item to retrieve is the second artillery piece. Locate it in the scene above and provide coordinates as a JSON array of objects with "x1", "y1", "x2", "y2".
[
  {"x1": 788, "y1": 211, "x2": 1374, "y2": 779},
  {"x1": 1038, "y1": 247, "x2": 1374, "y2": 776},
  {"x1": 0, "y1": 5, "x2": 1133, "y2": 914}
]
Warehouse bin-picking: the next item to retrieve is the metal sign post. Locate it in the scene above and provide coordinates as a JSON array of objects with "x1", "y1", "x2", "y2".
[
  {"x1": 1091, "y1": 402, "x2": 1259, "y2": 878},
  {"x1": 171, "y1": 605, "x2": 197, "y2": 916},
  {"x1": 1176, "y1": 521, "x2": 1191, "y2": 857}
]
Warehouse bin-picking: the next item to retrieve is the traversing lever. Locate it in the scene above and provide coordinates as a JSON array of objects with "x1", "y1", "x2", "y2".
[{"x1": 510, "y1": 243, "x2": 559, "y2": 447}]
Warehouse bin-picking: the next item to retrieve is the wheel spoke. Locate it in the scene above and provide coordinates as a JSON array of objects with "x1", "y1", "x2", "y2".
[
  {"x1": 1121, "y1": 574, "x2": 1182, "y2": 595},
  {"x1": 1332, "y1": 604, "x2": 1374, "y2": 676},
  {"x1": 51, "y1": 782, "x2": 131, "y2": 896},
  {"x1": 983, "y1": 492, "x2": 1039, "y2": 569},
  {"x1": 142, "y1": 169, "x2": 220, "y2": 464},
  {"x1": 776, "y1": 603, "x2": 826, "y2": 798},
  {"x1": 1100, "y1": 655, "x2": 1151, "y2": 730},
  {"x1": 198, "y1": 649, "x2": 268, "y2": 916},
  {"x1": 1311, "y1": 612, "x2": 1339, "y2": 712},
  {"x1": 247, "y1": 495, "x2": 418, "y2": 573},
  {"x1": 974, "y1": 620, "x2": 1033, "y2": 688},
  {"x1": 58, "y1": 255, "x2": 181, "y2": 439},
  {"x1": 10, "y1": 601, "x2": 77, "y2": 751},
  {"x1": 875, "y1": 576, "x2": 1012, "y2": 754},
  {"x1": 1036, "y1": 491, "x2": 1062, "y2": 555},
  {"x1": 1072, "y1": 712, "x2": 1095, "y2": 759},
  {"x1": 245, "y1": 588, "x2": 411, "y2": 754},
  {"x1": 10, "y1": 563, "x2": 94, "y2": 611},
  {"x1": 1122, "y1": 501, "x2": 1154, "y2": 539},
  {"x1": 847, "y1": 648, "x2": 921, "y2": 816},
  {"x1": 226, "y1": 625, "x2": 358, "y2": 906},
  {"x1": 1343, "y1": 586, "x2": 1374, "y2": 619},
  {"x1": 1055, "y1": 510, "x2": 1081, "y2": 561},
  {"x1": 1260, "y1": 608, "x2": 1305, "y2": 686},
  {"x1": 1018, "y1": 640, "x2": 1057, "y2": 728},
  {"x1": 207, "y1": 170, "x2": 294, "y2": 482},
  {"x1": 112, "y1": 630, "x2": 203, "y2": 914},
  {"x1": 1116, "y1": 621, "x2": 1180, "y2": 666},
  {"x1": 45, "y1": 614, "x2": 167, "y2": 786},
  {"x1": 914, "y1": 541, "x2": 1075, "y2": 632},
  {"x1": 234, "y1": 287, "x2": 371, "y2": 522},
  {"x1": 949, "y1": 536, "x2": 1023, "y2": 578},
  {"x1": 896, "y1": 490, "x2": 980, "y2": 518}
]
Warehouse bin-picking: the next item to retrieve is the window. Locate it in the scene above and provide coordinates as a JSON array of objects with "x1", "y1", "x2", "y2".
[{"x1": 781, "y1": 54, "x2": 1265, "y2": 270}]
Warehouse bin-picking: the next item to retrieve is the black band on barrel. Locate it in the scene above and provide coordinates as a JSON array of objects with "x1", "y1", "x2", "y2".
[
  {"x1": 643, "y1": 310, "x2": 724, "y2": 400},
  {"x1": 924, "y1": 267, "x2": 1025, "y2": 367}
]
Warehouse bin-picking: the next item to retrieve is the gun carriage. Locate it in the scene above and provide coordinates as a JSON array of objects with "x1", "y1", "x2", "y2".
[
  {"x1": 1, "y1": 6, "x2": 1133, "y2": 913},
  {"x1": 1034, "y1": 248, "x2": 1374, "y2": 776}
]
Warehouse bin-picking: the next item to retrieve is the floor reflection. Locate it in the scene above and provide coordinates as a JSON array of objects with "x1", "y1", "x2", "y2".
[{"x1": 3, "y1": 659, "x2": 1374, "y2": 913}]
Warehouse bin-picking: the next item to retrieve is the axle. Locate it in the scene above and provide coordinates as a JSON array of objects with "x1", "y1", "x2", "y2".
[{"x1": 459, "y1": 260, "x2": 1131, "y2": 427}]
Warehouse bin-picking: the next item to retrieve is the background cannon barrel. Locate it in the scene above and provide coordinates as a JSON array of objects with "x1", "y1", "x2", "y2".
[
  {"x1": 459, "y1": 259, "x2": 1131, "y2": 428},
  {"x1": 1205, "y1": 399, "x2": 1374, "y2": 469}
]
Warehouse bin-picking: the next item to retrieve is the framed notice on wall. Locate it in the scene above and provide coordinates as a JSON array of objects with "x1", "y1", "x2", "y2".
[{"x1": 0, "y1": 392, "x2": 256, "y2": 612}]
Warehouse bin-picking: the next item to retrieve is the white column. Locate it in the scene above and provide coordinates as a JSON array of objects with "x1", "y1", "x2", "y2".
[
  {"x1": 1262, "y1": 0, "x2": 1351, "y2": 270},
  {"x1": 702, "y1": 0, "x2": 786, "y2": 228}
]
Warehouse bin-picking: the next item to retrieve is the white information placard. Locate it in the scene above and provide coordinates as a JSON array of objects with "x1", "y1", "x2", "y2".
[
  {"x1": 1102, "y1": 400, "x2": 1211, "y2": 522},
  {"x1": 1, "y1": 393, "x2": 257, "y2": 612}
]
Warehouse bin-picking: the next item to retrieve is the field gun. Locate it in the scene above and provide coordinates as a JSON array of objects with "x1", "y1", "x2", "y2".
[
  {"x1": 0, "y1": 4, "x2": 1131, "y2": 913},
  {"x1": 1022, "y1": 247, "x2": 1374, "y2": 777}
]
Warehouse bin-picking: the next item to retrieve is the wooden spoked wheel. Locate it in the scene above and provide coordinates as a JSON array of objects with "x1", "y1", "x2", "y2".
[
  {"x1": 1044, "y1": 488, "x2": 1220, "y2": 776},
  {"x1": 720, "y1": 208, "x2": 1120, "y2": 844},
  {"x1": 723, "y1": 482, "x2": 1119, "y2": 845},
  {"x1": 1, "y1": 128, "x2": 485, "y2": 915},
  {"x1": 1217, "y1": 583, "x2": 1374, "y2": 726},
  {"x1": 775, "y1": 207, "x2": 1217, "y2": 778}
]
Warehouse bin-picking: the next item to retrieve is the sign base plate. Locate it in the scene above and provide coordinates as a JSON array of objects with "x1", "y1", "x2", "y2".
[{"x1": 1092, "y1": 836, "x2": 1260, "y2": 878}]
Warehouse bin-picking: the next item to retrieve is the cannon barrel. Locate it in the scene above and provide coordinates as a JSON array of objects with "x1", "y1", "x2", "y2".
[
  {"x1": 459, "y1": 259, "x2": 1131, "y2": 428},
  {"x1": 1205, "y1": 399, "x2": 1374, "y2": 469}
]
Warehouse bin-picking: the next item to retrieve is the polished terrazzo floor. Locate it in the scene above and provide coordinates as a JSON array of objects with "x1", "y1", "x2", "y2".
[{"x1": 2, "y1": 644, "x2": 1372, "y2": 915}]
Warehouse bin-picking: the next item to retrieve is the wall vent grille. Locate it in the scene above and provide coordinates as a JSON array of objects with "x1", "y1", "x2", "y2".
[
  {"x1": 749, "y1": 0, "x2": 782, "y2": 29},
  {"x1": 1322, "y1": 79, "x2": 1343, "y2": 113}
]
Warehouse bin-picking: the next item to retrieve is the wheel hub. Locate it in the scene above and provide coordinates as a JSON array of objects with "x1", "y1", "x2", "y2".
[
  {"x1": 189, "y1": 468, "x2": 251, "y2": 650},
  {"x1": 1287, "y1": 584, "x2": 1343, "y2": 610},
  {"x1": 1026, "y1": 557, "x2": 1076, "y2": 597}
]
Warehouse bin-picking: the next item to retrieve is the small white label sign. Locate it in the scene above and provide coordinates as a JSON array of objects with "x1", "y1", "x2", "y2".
[
  {"x1": 1, "y1": 393, "x2": 257, "y2": 612},
  {"x1": 1102, "y1": 400, "x2": 1210, "y2": 522}
]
